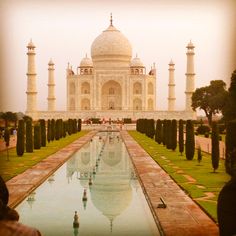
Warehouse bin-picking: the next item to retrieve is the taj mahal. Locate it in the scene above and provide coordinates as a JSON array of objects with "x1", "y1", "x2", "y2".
[{"x1": 25, "y1": 15, "x2": 196, "y2": 121}]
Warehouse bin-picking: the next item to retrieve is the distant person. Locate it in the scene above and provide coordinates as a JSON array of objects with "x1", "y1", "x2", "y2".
[{"x1": 0, "y1": 176, "x2": 42, "y2": 236}]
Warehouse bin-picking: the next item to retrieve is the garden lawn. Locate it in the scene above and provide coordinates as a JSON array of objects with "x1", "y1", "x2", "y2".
[
  {"x1": 129, "y1": 131, "x2": 231, "y2": 222},
  {"x1": 0, "y1": 131, "x2": 88, "y2": 181}
]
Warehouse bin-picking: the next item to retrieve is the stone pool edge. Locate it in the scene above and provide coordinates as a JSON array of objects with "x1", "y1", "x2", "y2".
[
  {"x1": 6, "y1": 130, "x2": 97, "y2": 208},
  {"x1": 121, "y1": 130, "x2": 219, "y2": 236}
]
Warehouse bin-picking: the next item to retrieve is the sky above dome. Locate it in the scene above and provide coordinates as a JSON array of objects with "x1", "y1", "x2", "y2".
[{"x1": 0, "y1": 0, "x2": 235, "y2": 113}]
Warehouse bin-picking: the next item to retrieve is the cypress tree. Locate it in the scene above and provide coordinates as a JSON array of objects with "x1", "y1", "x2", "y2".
[
  {"x1": 68, "y1": 119, "x2": 72, "y2": 135},
  {"x1": 55, "y1": 119, "x2": 60, "y2": 140},
  {"x1": 225, "y1": 120, "x2": 236, "y2": 176},
  {"x1": 39, "y1": 119, "x2": 46, "y2": 147},
  {"x1": 16, "y1": 120, "x2": 25, "y2": 156},
  {"x1": 63, "y1": 121, "x2": 67, "y2": 137},
  {"x1": 166, "y1": 120, "x2": 172, "y2": 149},
  {"x1": 146, "y1": 119, "x2": 155, "y2": 139},
  {"x1": 47, "y1": 119, "x2": 51, "y2": 143},
  {"x1": 197, "y1": 146, "x2": 202, "y2": 164},
  {"x1": 211, "y1": 122, "x2": 220, "y2": 172},
  {"x1": 179, "y1": 119, "x2": 184, "y2": 155},
  {"x1": 171, "y1": 119, "x2": 177, "y2": 151},
  {"x1": 26, "y1": 120, "x2": 33, "y2": 152},
  {"x1": 34, "y1": 125, "x2": 41, "y2": 149},
  {"x1": 78, "y1": 119, "x2": 82, "y2": 132},
  {"x1": 51, "y1": 119, "x2": 55, "y2": 141},
  {"x1": 162, "y1": 119, "x2": 167, "y2": 146},
  {"x1": 4, "y1": 128, "x2": 10, "y2": 160},
  {"x1": 185, "y1": 120, "x2": 195, "y2": 160},
  {"x1": 155, "y1": 119, "x2": 162, "y2": 144}
]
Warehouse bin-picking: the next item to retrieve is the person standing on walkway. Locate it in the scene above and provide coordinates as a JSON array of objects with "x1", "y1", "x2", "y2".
[{"x1": 0, "y1": 176, "x2": 42, "y2": 236}]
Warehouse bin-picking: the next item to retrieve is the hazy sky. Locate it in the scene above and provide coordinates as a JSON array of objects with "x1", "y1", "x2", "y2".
[{"x1": 0, "y1": 0, "x2": 235, "y2": 113}]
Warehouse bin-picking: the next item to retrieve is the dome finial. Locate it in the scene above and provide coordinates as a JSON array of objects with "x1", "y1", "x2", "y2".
[{"x1": 110, "y1": 13, "x2": 113, "y2": 26}]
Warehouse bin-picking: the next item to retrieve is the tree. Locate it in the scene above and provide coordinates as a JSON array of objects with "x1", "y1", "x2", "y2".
[
  {"x1": 178, "y1": 119, "x2": 184, "y2": 155},
  {"x1": 1, "y1": 111, "x2": 17, "y2": 127},
  {"x1": 34, "y1": 125, "x2": 41, "y2": 149},
  {"x1": 16, "y1": 120, "x2": 25, "y2": 156},
  {"x1": 39, "y1": 119, "x2": 46, "y2": 147},
  {"x1": 211, "y1": 122, "x2": 219, "y2": 172},
  {"x1": 171, "y1": 119, "x2": 177, "y2": 151},
  {"x1": 225, "y1": 120, "x2": 236, "y2": 176},
  {"x1": 55, "y1": 119, "x2": 60, "y2": 140},
  {"x1": 197, "y1": 146, "x2": 202, "y2": 164},
  {"x1": 51, "y1": 119, "x2": 55, "y2": 141},
  {"x1": 192, "y1": 80, "x2": 228, "y2": 126},
  {"x1": 166, "y1": 120, "x2": 172, "y2": 149},
  {"x1": 162, "y1": 119, "x2": 167, "y2": 146},
  {"x1": 47, "y1": 119, "x2": 51, "y2": 143},
  {"x1": 223, "y1": 70, "x2": 236, "y2": 121},
  {"x1": 26, "y1": 120, "x2": 33, "y2": 153},
  {"x1": 4, "y1": 128, "x2": 10, "y2": 161},
  {"x1": 77, "y1": 119, "x2": 82, "y2": 132},
  {"x1": 155, "y1": 119, "x2": 162, "y2": 144},
  {"x1": 146, "y1": 119, "x2": 155, "y2": 139},
  {"x1": 185, "y1": 120, "x2": 195, "y2": 160}
]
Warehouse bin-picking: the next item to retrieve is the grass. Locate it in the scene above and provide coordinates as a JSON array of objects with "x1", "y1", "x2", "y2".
[
  {"x1": 0, "y1": 131, "x2": 89, "y2": 181},
  {"x1": 128, "y1": 131, "x2": 231, "y2": 221}
]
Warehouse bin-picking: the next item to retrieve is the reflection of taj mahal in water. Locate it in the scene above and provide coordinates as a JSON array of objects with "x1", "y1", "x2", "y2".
[
  {"x1": 25, "y1": 14, "x2": 196, "y2": 120},
  {"x1": 66, "y1": 132, "x2": 138, "y2": 229}
]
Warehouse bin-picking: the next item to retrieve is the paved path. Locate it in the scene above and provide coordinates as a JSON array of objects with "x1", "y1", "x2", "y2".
[{"x1": 121, "y1": 131, "x2": 219, "y2": 236}]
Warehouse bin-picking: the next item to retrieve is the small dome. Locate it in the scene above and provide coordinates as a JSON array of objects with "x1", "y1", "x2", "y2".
[
  {"x1": 27, "y1": 39, "x2": 35, "y2": 48},
  {"x1": 48, "y1": 59, "x2": 54, "y2": 65},
  {"x1": 80, "y1": 55, "x2": 93, "y2": 67},
  {"x1": 130, "y1": 55, "x2": 144, "y2": 67},
  {"x1": 187, "y1": 40, "x2": 194, "y2": 49}
]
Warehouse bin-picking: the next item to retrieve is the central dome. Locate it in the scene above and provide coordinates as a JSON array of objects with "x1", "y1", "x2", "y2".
[{"x1": 91, "y1": 19, "x2": 132, "y2": 66}]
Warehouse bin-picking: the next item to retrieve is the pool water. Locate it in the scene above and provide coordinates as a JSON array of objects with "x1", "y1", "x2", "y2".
[{"x1": 16, "y1": 132, "x2": 160, "y2": 236}]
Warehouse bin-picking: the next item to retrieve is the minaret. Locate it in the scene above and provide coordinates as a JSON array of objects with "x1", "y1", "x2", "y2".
[
  {"x1": 185, "y1": 40, "x2": 195, "y2": 111},
  {"x1": 168, "y1": 59, "x2": 176, "y2": 111},
  {"x1": 47, "y1": 59, "x2": 56, "y2": 111},
  {"x1": 26, "y1": 39, "x2": 37, "y2": 112}
]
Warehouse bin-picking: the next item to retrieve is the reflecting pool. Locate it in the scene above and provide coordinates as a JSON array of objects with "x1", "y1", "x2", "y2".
[{"x1": 16, "y1": 132, "x2": 160, "y2": 236}]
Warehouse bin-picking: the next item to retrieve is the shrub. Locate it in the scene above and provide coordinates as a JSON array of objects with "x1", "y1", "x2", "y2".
[
  {"x1": 26, "y1": 120, "x2": 33, "y2": 152},
  {"x1": 197, "y1": 146, "x2": 202, "y2": 164},
  {"x1": 34, "y1": 125, "x2": 41, "y2": 149},
  {"x1": 196, "y1": 125, "x2": 211, "y2": 135},
  {"x1": 211, "y1": 122, "x2": 220, "y2": 172},
  {"x1": 16, "y1": 120, "x2": 25, "y2": 156},
  {"x1": 123, "y1": 118, "x2": 132, "y2": 124},
  {"x1": 178, "y1": 119, "x2": 184, "y2": 155},
  {"x1": 185, "y1": 120, "x2": 195, "y2": 160}
]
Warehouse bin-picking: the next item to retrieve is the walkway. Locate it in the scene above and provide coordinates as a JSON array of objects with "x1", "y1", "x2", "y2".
[{"x1": 121, "y1": 131, "x2": 219, "y2": 236}]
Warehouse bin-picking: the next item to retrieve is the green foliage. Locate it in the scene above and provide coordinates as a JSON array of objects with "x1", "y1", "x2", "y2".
[
  {"x1": 197, "y1": 146, "x2": 202, "y2": 163},
  {"x1": 123, "y1": 118, "x2": 132, "y2": 124},
  {"x1": 90, "y1": 118, "x2": 100, "y2": 124},
  {"x1": 179, "y1": 119, "x2": 184, "y2": 155},
  {"x1": 192, "y1": 80, "x2": 228, "y2": 125},
  {"x1": 211, "y1": 122, "x2": 220, "y2": 172},
  {"x1": 0, "y1": 111, "x2": 18, "y2": 127},
  {"x1": 185, "y1": 120, "x2": 195, "y2": 160},
  {"x1": 4, "y1": 128, "x2": 10, "y2": 147},
  {"x1": 225, "y1": 120, "x2": 236, "y2": 176},
  {"x1": 171, "y1": 119, "x2": 177, "y2": 151},
  {"x1": 16, "y1": 120, "x2": 25, "y2": 156},
  {"x1": 166, "y1": 120, "x2": 172, "y2": 149},
  {"x1": 26, "y1": 120, "x2": 33, "y2": 153},
  {"x1": 34, "y1": 125, "x2": 41, "y2": 149},
  {"x1": 196, "y1": 125, "x2": 211, "y2": 135},
  {"x1": 39, "y1": 119, "x2": 46, "y2": 147},
  {"x1": 162, "y1": 119, "x2": 167, "y2": 146},
  {"x1": 146, "y1": 119, "x2": 155, "y2": 139},
  {"x1": 51, "y1": 119, "x2": 55, "y2": 141},
  {"x1": 155, "y1": 119, "x2": 162, "y2": 144},
  {"x1": 47, "y1": 119, "x2": 51, "y2": 143},
  {"x1": 77, "y1": 119, "x2": 82, "y2": 132},
  {"x1": 222, "y1": 70, "x2": 236, "y2": 121}
]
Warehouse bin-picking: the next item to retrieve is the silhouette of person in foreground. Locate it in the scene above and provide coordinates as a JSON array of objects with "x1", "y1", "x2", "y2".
[
  {"x1": 0, "y1": 176, "x2": 42, "y2": 236},
  {"x1": 217, "y1": 150, "x2": 236, "y2": 236}
]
